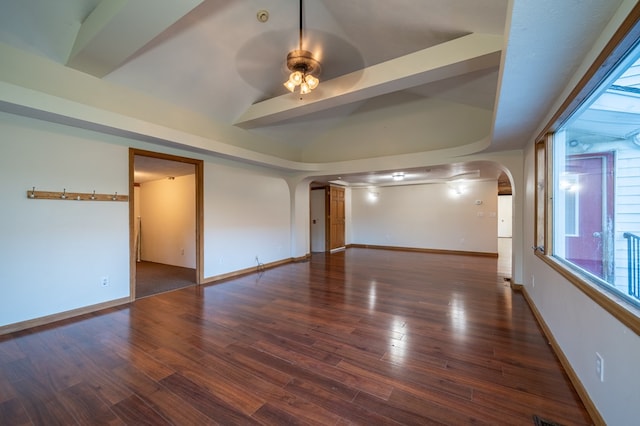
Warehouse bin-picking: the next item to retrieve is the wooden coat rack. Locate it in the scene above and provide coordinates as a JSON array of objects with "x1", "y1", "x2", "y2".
[{"x1": 26, "y1": 188, "x2": 128, "y2": 202}]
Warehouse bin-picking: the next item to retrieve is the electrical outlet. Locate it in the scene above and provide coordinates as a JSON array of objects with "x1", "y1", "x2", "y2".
[
  {"x1": 531, "y1": 275, "x2": 535, "y2": 288},
  {"x1": 100, "y1": 276, "x2": 109, "y2": 287},
  {"x1": 596, "y1": 352, "x2": 604, "y2": 382}
]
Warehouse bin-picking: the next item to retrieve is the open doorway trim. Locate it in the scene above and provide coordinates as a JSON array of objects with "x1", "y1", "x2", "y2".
[{"x1": 129, "y1": 148, "x2": 204, "y2": 301}]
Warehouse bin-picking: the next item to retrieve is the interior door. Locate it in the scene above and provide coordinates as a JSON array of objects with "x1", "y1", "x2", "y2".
[
  {"x1": 565, "y1": 152, "x2": 614, "y2": 280},
  {"x1": 328, "y1": 186, "x2": 345, "y2": 251}
]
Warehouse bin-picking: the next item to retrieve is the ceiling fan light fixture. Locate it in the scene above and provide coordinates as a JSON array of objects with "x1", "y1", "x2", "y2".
[
  {"x1": 291, "y1": 70, "x2": 303, "y2": 85},
  {"x1": 283, "y1": 0, "x2": 321, "y2": 95},
  {"x1": 305, "y1": 74, "x2": 319, "y2": 89},
  {"x1": 284, "y1": 79, "x2": 297, "y2": 92},
  {"x1": 284, "y1": 49, "x2": 321, "y2": 94}
]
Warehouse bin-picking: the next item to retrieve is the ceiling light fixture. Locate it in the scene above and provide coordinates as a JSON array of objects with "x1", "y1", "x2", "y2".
[
  {"x1": 392, "y1": 172, "x2": 405, "y2": 181},
  {"x1": 284, "y1": 0, "x2": 320, "y2": 95}
]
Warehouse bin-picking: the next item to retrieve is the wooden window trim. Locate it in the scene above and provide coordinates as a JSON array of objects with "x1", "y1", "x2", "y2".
[
  {"x1": 534, "y1": 5, "x2": 640, "y2": 336},
  {"x1": 534, "y1": 137, "x2": 549, "y2": 255}
]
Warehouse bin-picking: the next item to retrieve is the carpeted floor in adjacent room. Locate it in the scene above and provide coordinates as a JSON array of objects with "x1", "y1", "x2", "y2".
[{"x1": 135, "y1": 261, "x2": 196, "y2": 298}]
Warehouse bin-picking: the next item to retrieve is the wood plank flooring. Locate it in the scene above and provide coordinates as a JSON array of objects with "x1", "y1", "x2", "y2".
[{"x1": 0, "y1": 249, "x2": 591, "y2": 425}]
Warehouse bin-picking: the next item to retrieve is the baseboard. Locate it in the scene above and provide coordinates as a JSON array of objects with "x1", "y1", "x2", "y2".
[
  {"x1": 0, "y1": 255, "x2": 305, "y2": 334},
  {"x1": 510, "y1": 282, "x2": 524, "y2": 291},
  {"x1": 521, "y1": 288, "x2": 603, "y2": 425},
  {"x1": 0, "y1": 297, "x2": 130, "y2": 336},
  {"x1": 349, "y1": 243, "x2": 498, "y2": 258},
  {"x1": 201, "y1": 257, "x2": 297, "y2": 285},
  {"x1": 292, "y1": 253, "x2": 311, "y2": 262}
]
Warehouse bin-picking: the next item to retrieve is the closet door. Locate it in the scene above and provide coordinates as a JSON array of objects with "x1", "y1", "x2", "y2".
[{"x1": 328, "y1": 186, "x2": 345, "y2": 251}]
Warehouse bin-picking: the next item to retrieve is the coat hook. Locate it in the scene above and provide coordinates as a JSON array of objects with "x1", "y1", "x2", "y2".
[
  {"x1": 61, "y1": 188, "x2": 67, "y2": 199},
  {"x1": 90, "y1": 190, "x2": 96, "y2": 200},
  {"x1": 112, "y1": 191, "x2": 117, "y2": 201},
  {"x1": 30, "y1": 186, "x2": 36, "y2": 198}
]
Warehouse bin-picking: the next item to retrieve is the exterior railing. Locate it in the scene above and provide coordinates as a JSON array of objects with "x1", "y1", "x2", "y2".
[{"x1": 623, "y1": 232, "x2": 640, "y2": 301}]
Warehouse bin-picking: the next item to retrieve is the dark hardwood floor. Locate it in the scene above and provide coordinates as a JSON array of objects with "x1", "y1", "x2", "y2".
[{"x1": 0, "y1": 249, "x2": 591, "y2": 425}]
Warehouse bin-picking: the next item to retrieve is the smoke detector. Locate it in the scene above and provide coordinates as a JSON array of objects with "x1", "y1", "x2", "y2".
[{"x1": 257, "y1": 10, "x2": 269, "y2": 23}]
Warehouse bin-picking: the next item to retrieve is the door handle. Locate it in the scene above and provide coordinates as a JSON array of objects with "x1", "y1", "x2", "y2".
[{"x1": 593, "y1": 232, "x2": 602, "y2": 238}]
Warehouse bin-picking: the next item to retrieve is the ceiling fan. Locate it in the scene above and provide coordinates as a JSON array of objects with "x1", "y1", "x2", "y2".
[{"x1": 282, "y1": 0, "x2": 321, "y2": 95}]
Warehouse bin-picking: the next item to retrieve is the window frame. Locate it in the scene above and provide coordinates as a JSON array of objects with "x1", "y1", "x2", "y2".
[
  {"x1": 534, "y1": 5, "x2": 640, "y2": 336},
  {"x1": 534, "y1": 136, "x2": 549, "y2": 255}
]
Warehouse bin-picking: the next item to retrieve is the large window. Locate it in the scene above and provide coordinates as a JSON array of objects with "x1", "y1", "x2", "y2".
[{"x1": 537, "y1": 9, "x2": 640, "y2": 332}]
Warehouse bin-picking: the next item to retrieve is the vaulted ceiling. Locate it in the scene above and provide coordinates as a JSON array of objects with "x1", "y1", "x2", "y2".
[{"x1": 0, "y1": 0, "x2": 627, "y2": 185}]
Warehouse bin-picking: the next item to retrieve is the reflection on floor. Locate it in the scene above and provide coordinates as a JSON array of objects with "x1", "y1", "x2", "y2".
[
  {"x1": 136, "y1": 261, "x2": 195, "y2": 298},
  {"x1": 498, "y1": 237, "x2": 512, "y2": 278}
]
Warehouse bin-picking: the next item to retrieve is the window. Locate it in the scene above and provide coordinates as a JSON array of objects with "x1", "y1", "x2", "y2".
[{"x1": 536, "y1": 8, "x2": 640, "y2": 333}]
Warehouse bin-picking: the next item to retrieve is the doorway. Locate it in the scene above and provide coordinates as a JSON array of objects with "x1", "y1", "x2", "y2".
[
  {"x1": 565, "y1": 152, "x2": 614, "y2": 280},
  {"x1": 129, "y1": 149, "x2": 204, "y2": 299},
  {"x1": 497, "y1": 168, "x2": 513, "y2": 279},
  {"x1": 497, "y1": 194, "x2": 513, "y2": 276},
  {"x1": 309, "y1": 184, "x2": 345, "y2": 253}
]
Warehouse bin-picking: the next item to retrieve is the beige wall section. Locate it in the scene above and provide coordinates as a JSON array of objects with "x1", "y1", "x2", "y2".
[
  {"x1": 0, "y1": 111, "x2": 296, "y2": 328},
  {"x1": 310, "y1": 189, "x2": 326, "y2": 252},
  {"x1": 203, "y1": 162, "x2": 292, "y2": 278},
  {"x1": 301, "y1": 95, "x2": 493, "y2": 162},
  {"x1": 138, "y1": 174, "x2": 196, "y2": 268},
  {"x1": 0, "y1": 112, "x2": 130, "y2": 327},
  {"x1": 520, "y1": 1, "x2": 640, "y2": 423},
  {"x1": 523, "y1": 140, "x2": 640, "y2": 425},
  {"x1": 351, "y1": 180, "x2": 498, "y2": 254}
]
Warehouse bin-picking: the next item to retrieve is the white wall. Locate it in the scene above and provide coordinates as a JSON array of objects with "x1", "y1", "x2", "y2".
[
  {"x1": 310, "y1": 188, "x2": 326, "y2": 252},
  {"x1": 351, "y1": 181, "x2": 498, "y2": 253},
  {"x1": 0, "y1": 112, "x2": 295, "y2": 328},
  {"x1": 288, "y1": 178, "x2": 311, "y2": 259},
  {"x1": 203, "y1": 162, "x2": 291, "y2": 277},
  {"x1": 345, "y1": 187, "x2": 353, "y2": 246},
  {"x1": 0, "y1": 112, "x2": 130, "y2": 326},
  {"x1": 519, "y1": 1, "x2": 640, "y2": 422},
  {"x1": 523, "y1": 142, "x2": 640, "y2": 425},
  {"x1": 139, "y1": 174, "x2": 196, "y2": 268},
  {"x1": 301, "y1": 96, "x2": 493, "y2": 162}
]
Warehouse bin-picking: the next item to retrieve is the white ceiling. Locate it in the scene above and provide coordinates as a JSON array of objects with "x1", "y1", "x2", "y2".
[
  {"x1": 133, "y1": 156, "x2": 195, "y2": 184},
  {"x1": 0, "y1": 0, "x2": 627, "y2": 186},
  {"x1": 310, "y1": 161, "x2": 503, "y2": 188}
]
